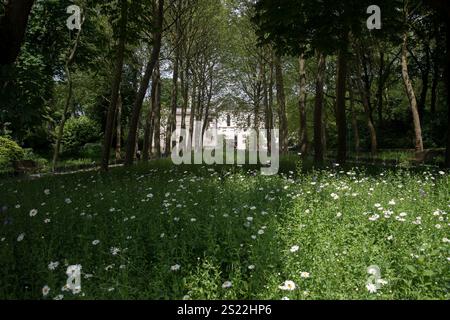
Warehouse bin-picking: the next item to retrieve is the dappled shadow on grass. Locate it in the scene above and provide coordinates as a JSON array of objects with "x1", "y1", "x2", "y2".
[{"x1": 0, "y1": 162, "x2": 297, "y2": 299}]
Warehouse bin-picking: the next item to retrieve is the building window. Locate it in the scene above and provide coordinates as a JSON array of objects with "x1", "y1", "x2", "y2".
[{"x1": 227, "y1": 114, "x2": 231, "y2": 127}]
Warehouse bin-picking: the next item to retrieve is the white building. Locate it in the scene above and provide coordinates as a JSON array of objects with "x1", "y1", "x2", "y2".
[{"x1": 159, "y1": 107, "x2": 264, "y2": 153}]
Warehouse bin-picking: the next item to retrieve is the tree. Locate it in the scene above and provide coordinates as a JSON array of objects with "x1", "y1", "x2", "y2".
[
  {"x1": 424, "y1": 0, "x2": 450, "y2": 167},
  {"x1": 274, "y1": 55, "x2": 288, "y2": 154},
  {"x1": 52, "y1": 13, "x2": 85, "y2": 172},
  {"x1": 101, "y1": 0, "x2": 129, "y2": 171},
  {"x1": 253, "y1": 0, "x2": 403, "y2": 163},
  {"x1": 0, "y1": 0, "x2": 35, "y2": 65},
  {"x1": 353, "y1": 44, "x2": 378, "y2": 156},
  {"x1": 402, "y1": 3, "x2": 424, "y2": 153},
  {"x1": 314, "y1": 53, "x2": 327, "y2": 164},
  {"x1": 298, "y1": 54, "x2": 308, "y2": 155},
  {"x1": 336, "y1": 45, "x2": 348, "y2": 163},
  {"x1": 124, "y1": 0, "x2": 164, "y2": 166}
]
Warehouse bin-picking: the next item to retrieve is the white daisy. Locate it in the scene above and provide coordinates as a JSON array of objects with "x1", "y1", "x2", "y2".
[
  {"x1": 17, "y1": 233, "x2": 25, "y2": 242},
  {"x1": 48, "y1": 261, "x2": 59, "y2": 270},
  {"x1": 171, "y1": 264, "x2": 181, "y2": 271},
  {"x1": 42, "y1": 285, "x2": 50, "y2": 296},
  {"x1": 366, "y1": 283, "x2": 377, "y2": 293},
  {"x1": 279, "y1": 280, "x2": 296, "y2": 291},
  {"x1": 300, "y1": 272, "x2": 310, "y2": 278}
]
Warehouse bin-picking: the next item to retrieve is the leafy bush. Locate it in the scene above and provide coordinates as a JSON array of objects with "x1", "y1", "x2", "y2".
[
  {"x1": 58, "y1": 116, "x2": 101, "y2": 156},
  {"x1": 80, "y1": 143, "x2": 103, "y2": 160},
  {"x1": 0, "y1": 136, "x2": 25, "y2": 170}
]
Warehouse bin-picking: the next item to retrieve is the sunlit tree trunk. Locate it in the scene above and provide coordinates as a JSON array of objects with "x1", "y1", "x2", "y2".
[
  {"x1": 143, "y1": 77, "x2": 157, "y2": 162},
  {"x1": 147, "y1": 76, "x2": 158, "y2": 159},
  {"x1": 402, "y1": 32, "x2": 424, "y2": 153}
]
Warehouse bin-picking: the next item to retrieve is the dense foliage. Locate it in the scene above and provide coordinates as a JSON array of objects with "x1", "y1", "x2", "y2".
[{"x1": 0, "y1": 136, "x2": 25, "y2": 170}]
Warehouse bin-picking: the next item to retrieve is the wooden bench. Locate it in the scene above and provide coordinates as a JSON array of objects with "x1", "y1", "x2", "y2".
[{"x1": 12, "y1": 160, "x2": 38, "y2": 175}]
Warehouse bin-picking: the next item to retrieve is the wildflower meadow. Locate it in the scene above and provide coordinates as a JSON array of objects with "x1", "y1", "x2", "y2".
[{"x1": 1, "y1": 159, "x2": 449, "y2": 300}]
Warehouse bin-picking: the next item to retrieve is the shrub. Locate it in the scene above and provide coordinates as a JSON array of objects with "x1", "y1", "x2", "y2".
[
  {"x1": 58, "y1": 116, "x2": 101, "y2": 156},
  {"x1": 0, "y1": 136, "x2": 25, "y2": 170},
  {"x1": 80, "y1": 143, "x2": 103, "y2": 160}
]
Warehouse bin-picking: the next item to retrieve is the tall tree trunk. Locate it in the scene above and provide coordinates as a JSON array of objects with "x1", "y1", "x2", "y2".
[
  {"x1": 143, "y1": 76, "x2": 157, "y2": 162},
  {"x1": 349, "y1": 82, "x2": 360, "y2": 154},
  {"x1": 52, "y1": 25, "x2": 83, "y2": 172},
  {"x1": 254, "y1": 59, "x2": 263, "y2": 145},
  {"x1": 402, "y1": 33, "x2": 424, "y2": 153},
  {"x1": 262, "y1": 58, "x2": 271, "y2": 152},
  {"x1": 146, "y1": 75, "x2": 158, "y2": 159},
  {"x1": 0, "y1": 0, "x2": 35, "y2": 65},
  {"x1": 115, "y1": 93, "x2": 122, "y2": 161},
  {"x1": 101, "y1": 0, "x2": 128, "y2": 171},
  {"x1": 166, "y1": 37, "x2": 180, "y2": 153},
  {"x1": 189, "y1": 75, "x2": 196, "y2": 147},
  {"x1": 322, "y1": 103, "x2": 327, "y2": 157},
  {"x1": 274, "y1": 55, "x2": 288, "y2": 154},
  {"x1": 268, "y1": 55, "x2": 274, "y2": 151},
  {"x1": 336, "y1": 47, "x2": 348, "y2": 164},
  {"x1": 180, "y1": 60, "x2": 189, "y2": 130},
  {"x1": 354, "y1": 45, "x2": 378, "y2": 157},
  {"x1": 124, "y1": 0, "x2": 164, "y2": 166},
  {"x1": 154, "y1": 62, "x2": 161, "y2": 158},
  {"x1": 314, "y1": 53, "x2": 326, "y2": 164},
  {"x1": 298, "y1": 54, "x2": 308, "y2": 155},
  {"x1": 202, "y1": 70, "x2": 214, "y2": 139}
]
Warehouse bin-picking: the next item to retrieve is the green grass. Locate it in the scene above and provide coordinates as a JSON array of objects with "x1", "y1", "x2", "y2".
[{"x1": 0, "y1": 158, "x2": 449, "y2": 300}]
